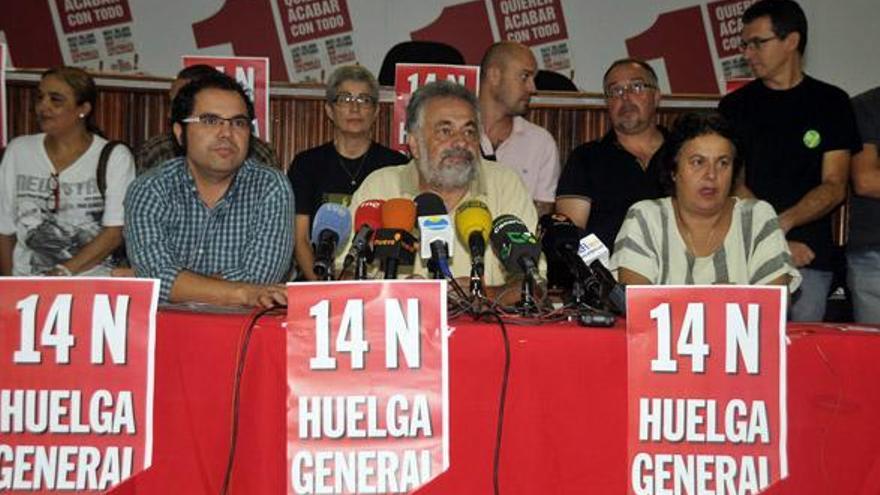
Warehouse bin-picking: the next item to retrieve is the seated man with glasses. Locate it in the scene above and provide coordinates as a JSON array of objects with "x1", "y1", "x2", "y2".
[
  {"x1": 555, "y1": 58, "x2": 667, "y2": 253},
  {"x1": 287, "y1": 65, "x2": 407, "y2": 280},
  {"x1": 339, "y1": 80, "x2": 540, "y2": 290},
  {"x1": 124, "y1": 72, "x2": 294, "y2": 307},
  {"x1": 719, "y1": 0, "x2": 860, "y2": 321},
  {"x1": 135, "y1": 64, "x2": 281, "y2": 174}
]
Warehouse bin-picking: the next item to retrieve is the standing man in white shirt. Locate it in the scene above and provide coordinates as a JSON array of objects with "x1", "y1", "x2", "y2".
[{"x1": 478, "y1": 41, "x2": 561, "y2": 217}]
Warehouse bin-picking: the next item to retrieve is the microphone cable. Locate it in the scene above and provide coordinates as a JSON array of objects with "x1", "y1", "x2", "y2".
[
  {"x1": 480, "y1": 309, "x2": 511, "y2": 495},
  {"x1": 221, "y1": 304, "x2": 285, "y2": 495}
]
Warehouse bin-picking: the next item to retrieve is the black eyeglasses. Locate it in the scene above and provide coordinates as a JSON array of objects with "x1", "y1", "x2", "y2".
[
  {"x1": 738, "y1": 35, "x2": 778, "y2": 52},
  {"x1": 181, "y1": 113, "x2": 253, "y2": 132},
  {"x1": 46, "y1": 173, "x2": 60, "y2": 213}
]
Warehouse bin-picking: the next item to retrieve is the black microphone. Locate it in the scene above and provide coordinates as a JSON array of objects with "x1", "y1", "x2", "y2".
[
  {"x1": 538, "y1": 213, "x2": 594, "y2": 283},
  {"x1": 490, "y1": 214, "x2": 543, "y2": 314},
  {"x1": 538, "y1": 213, "x2": 611, "y2": 306},
  {"x1": 490, "y1": 214, "x2": 541, "y2": 281}
]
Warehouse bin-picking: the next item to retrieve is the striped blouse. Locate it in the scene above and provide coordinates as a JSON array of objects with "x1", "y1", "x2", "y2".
[{"x1": 611, "y1": 197, "x2": 801, "y2": 291}]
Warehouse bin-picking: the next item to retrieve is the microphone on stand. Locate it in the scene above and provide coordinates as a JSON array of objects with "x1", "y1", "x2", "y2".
[
  {"x1": 578, "y1": 233, "x2": 626, "y2": 315},
  {"x1": 342, "y1": 199, "x2": 384, "y2": 279},
  {"x1": 538, "y1": 213, "x2": 601, "y2": 305},
  {"x1": 311, "y1": 203, "x2": 352, "y2": 280},
  {"x1": 414, "y1": 192, "x2": 455, "y2": 279},
  {"x1": 373, "y1": 198, "x2": 418, "y2": 279},
  {"x1": 455, "y1": 200, "x2": 492, "y2": 298},
  {"x1": 490, "y1": 214, "x2": 542, "y2": 314}
]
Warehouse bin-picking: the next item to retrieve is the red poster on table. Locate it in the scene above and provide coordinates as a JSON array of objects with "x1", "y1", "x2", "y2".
[
  {"x1": 182, "y1": 55, "x2": 271, "y2": 141},
  {"x1": 392, "y1": 64, "x2": 480, "y2": 152},
  {"x1": 0, "y1": 278, "x2": 159, "y2": 492},
  {"x1": 286, "y1": 280, "x2": 449, "y2": 494},
  {"x1": 626, "y1": 285, "x2": 787, "y2": 495}
]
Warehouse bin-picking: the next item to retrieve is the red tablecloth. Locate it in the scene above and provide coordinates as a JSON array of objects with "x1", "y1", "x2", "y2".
[{"x1": 111, "y1": 311, "x2": 880, "y2": 494}]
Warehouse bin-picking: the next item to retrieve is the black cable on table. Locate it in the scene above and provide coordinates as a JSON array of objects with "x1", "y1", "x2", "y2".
[{"x1": 221, "y1": 305, "x2": 281, "y2": 495}]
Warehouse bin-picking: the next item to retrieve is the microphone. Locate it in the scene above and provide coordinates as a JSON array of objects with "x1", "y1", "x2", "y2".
[
  {"x1": 414, "y1": 192, "x2": 455, "y2": 278},
  {"x1": 455, "y1": 200, "x2": 492, "y2": 278},
  {"x1": 489, "y1": 214, "x2": 541, "y2": 281},
  {"x1": 311, "y1": 203, "x2": 352, "y2": 280},
  {"x1": 578, "y1": 233, "x2": 626, "y2": 315},
  {"x1": 538, "y1": 213, "x2": 594, "y2": 283},
  {"x1": 343, "y1": 199, "x2": 385, "y2": 279},
  {"x1": 373, "y1": 198, "x2": 418, "y2": 279},
  {"x1": 578, "y1": 233, "x2": 610, "y2": 269}
]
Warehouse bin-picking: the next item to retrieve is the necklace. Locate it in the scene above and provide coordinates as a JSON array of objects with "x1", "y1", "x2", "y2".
[
  {"x1": 675, "y1": 200, "x2": 728, "y2": 256},
  {"x1": 681, "y1": 224, "x2": 719, "y2": 256},
  {"x1": 336, "y1": 146, "x2": 370, "y2": 187}
]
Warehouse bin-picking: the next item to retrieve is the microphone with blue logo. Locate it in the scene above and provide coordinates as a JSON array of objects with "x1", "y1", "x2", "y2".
[
  {"x1": 414, "y1": 192, "x2": 455, "y2": 279},
  {"x1": 311, "y1": 203, "x2": 352, "y2": 281}
]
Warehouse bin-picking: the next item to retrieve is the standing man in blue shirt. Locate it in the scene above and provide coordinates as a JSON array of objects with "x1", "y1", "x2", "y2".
[{"x1": 124, "y1": 72, "x2": 294, "y2": 307}]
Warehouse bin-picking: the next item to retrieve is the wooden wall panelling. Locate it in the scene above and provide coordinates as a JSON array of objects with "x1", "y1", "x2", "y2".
[{"x1": 4, "y1": 75, "x2": 845, "y2": 245}]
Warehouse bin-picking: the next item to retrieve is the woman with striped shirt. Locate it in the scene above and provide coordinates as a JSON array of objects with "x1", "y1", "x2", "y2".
[{"x1": 611, "y1": 112, "x2": 800, "y2": 291}]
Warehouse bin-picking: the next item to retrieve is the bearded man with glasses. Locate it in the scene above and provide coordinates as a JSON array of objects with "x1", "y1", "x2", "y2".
[
  {"x1": 555, "y1": 58, "x2": 667, "y2": 255},
  {"x1": 719, "y1": 0, "x2": 861, "y2": 322},
  {"x1": 338, "y1": 80, "x2": 540, "y2": 292},
  {"x1": 124, "y1": 72, "x2": 294, "y2": 307}
]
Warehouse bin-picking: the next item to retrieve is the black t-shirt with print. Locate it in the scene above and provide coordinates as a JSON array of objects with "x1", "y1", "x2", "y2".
[
  {"x1": 720, "y1": 76, "x2": 862, "y2": 269},
  {"x1": 287, "y1": 141, "x2": 408, "y2": 228}
]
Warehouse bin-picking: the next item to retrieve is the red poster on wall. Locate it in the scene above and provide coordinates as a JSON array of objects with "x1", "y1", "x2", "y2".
[
  {"x1": 626, "y1": 285, "x2": 788, "y2": 495},
  {"x1": 0, "y1": 278, "x2": 159, "y2": 492},
  {"x1": 182, "y1": 56, "x2": 271, "y2": 142},
  {"x1": 286, "y1": 280, "x2": 449, "y2": 495},
  {"x1": 391, "y1": 64, "x2": 480, "y2": 153}
]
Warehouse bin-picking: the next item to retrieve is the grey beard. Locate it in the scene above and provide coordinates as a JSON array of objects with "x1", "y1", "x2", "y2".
[{"x1": 417, "y1": 145, "x2": 477, "y2": 191}]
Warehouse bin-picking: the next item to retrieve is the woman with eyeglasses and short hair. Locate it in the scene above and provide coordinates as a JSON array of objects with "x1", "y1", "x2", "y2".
[
  {"x1": 0, "y1": 66, "x2": 136, "y2": 276},
  {"x1": 287, "y1": 65, "x2": 408, "y2": 280}
]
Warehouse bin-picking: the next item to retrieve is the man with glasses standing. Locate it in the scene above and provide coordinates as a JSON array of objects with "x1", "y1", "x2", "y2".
[
  {"x1": 124, "y1": 72, "x2": 294, "y2": 307},
  {"x1": 719, "y1": 0, "x2": 861, "y2": 321},
  {"x1": 555, "y1": 58, "x2": 667, "y2": 252},
  {"x1": 287, "y1": 65, "x2": 407, "y2": 280}
]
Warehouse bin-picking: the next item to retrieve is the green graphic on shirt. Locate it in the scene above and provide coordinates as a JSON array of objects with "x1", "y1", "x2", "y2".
[{"x1": 803, "y1": 129, "x2": 821, "y2": 149}]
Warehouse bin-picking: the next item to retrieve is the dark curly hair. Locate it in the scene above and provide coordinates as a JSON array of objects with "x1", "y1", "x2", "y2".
[
  {"x1": 659, "y1": 111, "x2": 744, "y2": 196},
  {"x1": 171, "y1": 71, "x2": 255, "y2": 155}
]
